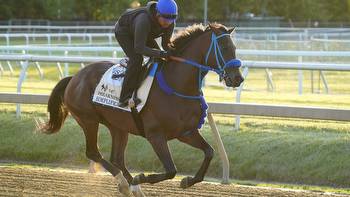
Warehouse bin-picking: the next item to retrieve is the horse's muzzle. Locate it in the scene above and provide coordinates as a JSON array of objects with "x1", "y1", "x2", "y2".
[{"x1": 225, "y1": 75, "x2": 244, "y2": 87}]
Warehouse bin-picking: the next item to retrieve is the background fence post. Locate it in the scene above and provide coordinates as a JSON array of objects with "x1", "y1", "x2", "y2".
[
  {"x1": 207, "y1": 113, "x2": 230, "y2": 184},
  {"x1": 16, "y1": 60, "x2": 29, "y2": 118}
]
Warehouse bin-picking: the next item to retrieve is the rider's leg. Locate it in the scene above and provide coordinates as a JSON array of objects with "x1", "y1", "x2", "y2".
[
  {"x1": 131, "y1": 39, "x2": 160, "y2": 101},
  {"x1": 115, "y1": 34, "x2": 143, "y2": 107},
  {"x1": 119, "y1": 55, "x2": 143, "y2": 106}
]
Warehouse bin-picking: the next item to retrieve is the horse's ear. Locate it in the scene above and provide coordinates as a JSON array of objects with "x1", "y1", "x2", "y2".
[
  {"x1": 207, "y1": 23, "x2": 214, "y2": 30},
  {"x1": 208, "y1": 23, "x2": 220, "y2": 34},
  {"x1": 228, "y1": 27, "x2": 235, "y2": 34},
  {"x1": 205, "y1": 25, "x2": 211, "y2": 31}
]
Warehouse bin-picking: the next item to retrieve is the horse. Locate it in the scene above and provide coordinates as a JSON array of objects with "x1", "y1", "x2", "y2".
[{"x1": 39, "y1": 23, "x2": 244, "y2": 196}]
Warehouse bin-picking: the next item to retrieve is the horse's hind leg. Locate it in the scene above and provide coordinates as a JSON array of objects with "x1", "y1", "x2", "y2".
[
  {"x1": 109, "y1": 129, "x2": 145, "y2": 197},
  {"x1": 110, "y1": 130, "x2": 133, "y2": 183},
  {"x1": 177, "y1": 130, "x2": 214, "y2": 188},
  {"x1": 73, "y1": 116, "x2": 132, "y2": 195},
  {"x1": 132, "y1": 133, "x2": 177, "y2": 185},
  {"x1": 80, "y1": 120, "x2": 120, "y2": 175}
]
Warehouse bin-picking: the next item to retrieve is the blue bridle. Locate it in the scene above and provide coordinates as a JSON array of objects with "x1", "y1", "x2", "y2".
[
  {"x1": 182, "y1": 32, "x2": 241, "y2": 87},
  {"x1": 206, "y1": 33, "x2": 242, "y2": 72},
  {"x1": 156, "y1": 31, "x2": 242, "y2": 129}
]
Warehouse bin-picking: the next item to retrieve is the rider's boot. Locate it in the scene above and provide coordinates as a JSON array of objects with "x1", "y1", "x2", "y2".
[
  {"x1": 119, "y1": 88, "x2": 142, "y2": 108},
  {"x1": 118, "y1": 84, "x2": 133, "y2": 108},
  {"x1": 132, "y1": 91, "x2": 142, "y2": 106},
  {"x1": 118, "y1": 69, "x2": 142, "y2": 108}
]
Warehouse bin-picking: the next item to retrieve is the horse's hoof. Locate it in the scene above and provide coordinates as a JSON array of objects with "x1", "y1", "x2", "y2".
[
  {"x1": 118, "y1": 183, "x2": 132, "y2": 197},
  {"x1": 180, "y1": 176, "x2": 192, "y2": 189},
  {"x1": 115, "y1": 173, "x2": 132, "y2": 196},
  {"x1": 88, "y1": 161, "x2": 97, "y2": 173},
  {"x1": 130, "y1": 185, "x2": 146, "y2": 197},
  {"x1": 132, "y1": 173, "x2": 145, "y2": 185}
]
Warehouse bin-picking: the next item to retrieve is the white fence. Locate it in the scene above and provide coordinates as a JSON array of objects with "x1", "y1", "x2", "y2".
[
  {"x1": 0, "y1": 33, "x2": 117, "y2": 46},
  {"x1": 1, "y1": 51, "x2": 350, "y2": 93},
  {"x1": 0, "y1": 25, "x2": 115, "y2": 33},
  {"x1": 2, "y1": 93, "x2": 349, "y2": 121},
  {"x1": 2, "y1": 45, "x2": 349, "y2": 94},
  {"x1": 1, "y1": 53, "x2": 350, "y2": 130},
  {"x1": 2, "y1": 31, "x2": 350, "y2": 46},
  {"x1": 1, "y1": 25, "x2": 350, "y2": 34},
  {"x1": 1, "y1": 46, "x2": 350, "y2": 97},
  {"x1": 2, "y1": 45, "x2": 350, "y2": 59}
]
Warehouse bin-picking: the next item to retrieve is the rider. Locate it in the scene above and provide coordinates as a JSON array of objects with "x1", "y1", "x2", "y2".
[{"x1": 114, "y1": 0, "x2": 178, "y2": 107}]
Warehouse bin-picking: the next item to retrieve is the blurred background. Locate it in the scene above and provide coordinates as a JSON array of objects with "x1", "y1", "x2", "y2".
[
  {"x1": 0, "y1": 0, "x2": 350, "y2": 27},
  {"x1": 0, "y1": 0, "x2": 350, "y2": 191}
]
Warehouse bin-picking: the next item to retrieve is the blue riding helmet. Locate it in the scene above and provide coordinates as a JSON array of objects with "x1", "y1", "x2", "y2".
[{"x1": 156, "y1": 0, "x2": 178, "y2": 23}]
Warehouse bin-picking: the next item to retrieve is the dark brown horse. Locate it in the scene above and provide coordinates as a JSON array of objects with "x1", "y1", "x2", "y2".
[{"x1": 40, "y1": 23, "x2": 243, "y2": 196}]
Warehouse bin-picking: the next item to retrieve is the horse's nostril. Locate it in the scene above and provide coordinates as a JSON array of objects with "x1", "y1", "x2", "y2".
[{"x1": 235, "y1": 76, "x2": 244, "y2": 84}]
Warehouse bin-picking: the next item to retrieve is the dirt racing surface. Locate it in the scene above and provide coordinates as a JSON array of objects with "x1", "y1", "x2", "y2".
[{"x1": 0, "y1": 166, "x2": 347, "y2": 197}]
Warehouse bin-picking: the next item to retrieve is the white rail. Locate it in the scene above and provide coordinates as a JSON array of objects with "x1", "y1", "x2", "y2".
[
  {"x1": 0, "y1": 33, "x2": 117, "y2": 46},
  {"x1": 1, "y1": 25, "x2": 349, "y2": 32},
  {"x1": 2, "y1": 30, "x2": 350, "y2": 46},
  {"x1": 2, "y1": 46, "x2": 350, "y2": 58},
  {"x1": 1, "y1": 53, "x2": 349, "y2": 130}
]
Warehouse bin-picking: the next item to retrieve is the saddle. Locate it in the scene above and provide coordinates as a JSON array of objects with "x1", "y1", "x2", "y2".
[
  {"x1": 92, "y1": 57, "x2": 160, "y2": 111},
  {"x1": 112, "y1": 57, "x2": 154, "y2": 84},
  {"x1": 92, "y1": 57, "x2": 164, "y2": 136}
]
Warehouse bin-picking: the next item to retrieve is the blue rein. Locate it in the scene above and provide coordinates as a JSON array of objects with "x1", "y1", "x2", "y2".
[{"x1": 156, "y1": 32, "x2": 241, "y2": 129}]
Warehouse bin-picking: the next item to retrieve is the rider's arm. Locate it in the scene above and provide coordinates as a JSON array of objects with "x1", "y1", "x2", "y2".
[
  {"x1": 134, "y1": 14, "x2": 165, "y2": 58},
  {"x1": 161, "y1": 23, "x2": 175, "y2": 51}
]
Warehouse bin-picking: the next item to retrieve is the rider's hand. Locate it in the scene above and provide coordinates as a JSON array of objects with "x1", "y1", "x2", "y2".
[
  {"x1": 160, "y1": 50, "x2": 176, "y2": 60},
  {"x1": 160, "y1": 50, "x2": 169, "y2": 59}
]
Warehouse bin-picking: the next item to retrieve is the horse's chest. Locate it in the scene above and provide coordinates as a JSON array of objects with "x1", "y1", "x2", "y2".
[
  {"x1": 180, "y1": 107, "x2": 201, "y2": 121},
  {"x1": 162, "y1": 102, "x2": 201, "y2": 129}
]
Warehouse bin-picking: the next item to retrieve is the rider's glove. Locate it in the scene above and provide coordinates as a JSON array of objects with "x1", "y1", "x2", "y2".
[{"x1": 160, "y1": 50, "x2": 176, "y2": 59}]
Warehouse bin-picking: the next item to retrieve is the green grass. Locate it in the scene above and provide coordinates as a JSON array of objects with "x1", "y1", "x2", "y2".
[{"x1": 0, "y1": 111, "x2": 350, "y2": 190}]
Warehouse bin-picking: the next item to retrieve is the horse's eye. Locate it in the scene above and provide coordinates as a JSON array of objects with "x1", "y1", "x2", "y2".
[{"x1": 221, "y1": 44, "x2": 229, "y2": 49}]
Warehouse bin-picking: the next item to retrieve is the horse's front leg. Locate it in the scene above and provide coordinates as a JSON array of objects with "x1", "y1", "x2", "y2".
[
  {"x1": 132, "y1": 133, "x2": 177, "y2": 185},
  {"x1": 177, "y1": 130, "x2": 214, "y2": 188}
]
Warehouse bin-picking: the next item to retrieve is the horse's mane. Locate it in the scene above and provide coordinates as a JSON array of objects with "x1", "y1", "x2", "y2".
[{"x1": 169, "y1": 23, "x2": 229, "y2": 53}]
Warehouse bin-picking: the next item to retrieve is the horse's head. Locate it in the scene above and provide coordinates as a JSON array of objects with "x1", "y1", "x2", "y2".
[{"x1": 205, "y1": 23, "x2": 244, "y2": 88}]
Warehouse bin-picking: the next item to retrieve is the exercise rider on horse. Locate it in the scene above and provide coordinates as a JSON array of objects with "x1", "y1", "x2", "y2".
[{"x1": 114, "y1": 0, "x2": 178, "y2": 107}]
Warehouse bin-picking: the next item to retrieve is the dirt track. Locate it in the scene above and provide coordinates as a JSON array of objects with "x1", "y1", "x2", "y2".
[{"x1": 0, "y1": 166, "x2": 347, "y2": 197}]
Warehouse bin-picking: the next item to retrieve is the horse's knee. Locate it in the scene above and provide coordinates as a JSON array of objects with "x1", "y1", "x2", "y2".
[
  {"x1": 165, "y1": 169, "x2": 177, "y2": 179},
  {"x1": 205, "y1": 146, "x2": 214, "y2": 160},
  {"x1": 86, "y1": 150, "x2": 102, "y2": 162},
  {"x1": 110, "y1": 158, "x2": 118, "y2": 167}
]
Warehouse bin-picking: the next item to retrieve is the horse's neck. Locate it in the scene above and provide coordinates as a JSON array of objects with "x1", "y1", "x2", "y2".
[{"x1": 162, "y1": 36, "x2": 207, "y2": 96}]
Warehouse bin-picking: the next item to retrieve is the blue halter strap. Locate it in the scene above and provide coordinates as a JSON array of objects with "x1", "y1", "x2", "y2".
[{"x1": 156, "y1": 32, "x2": 241, "y2": 129}]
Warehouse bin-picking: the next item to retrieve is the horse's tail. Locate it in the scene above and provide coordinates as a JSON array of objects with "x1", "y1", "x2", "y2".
[{"x1": 39, "y1": 76, "x2": 72, "y2": 134}]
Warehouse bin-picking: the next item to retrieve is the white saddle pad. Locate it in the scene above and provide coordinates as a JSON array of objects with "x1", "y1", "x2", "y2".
[{"x1": 92, "y1": 62, "x2": 158, "y2": 112}]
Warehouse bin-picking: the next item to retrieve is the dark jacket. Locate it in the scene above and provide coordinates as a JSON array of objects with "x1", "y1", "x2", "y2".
[{"x1": 115, "y1": 1, "x2": 174, "y2": 58}]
